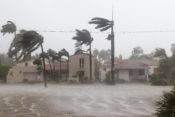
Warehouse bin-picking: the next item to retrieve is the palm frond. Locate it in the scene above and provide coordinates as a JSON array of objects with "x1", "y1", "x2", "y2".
[{"x1": 1, "y1": 21, "x2": 16, "y2": 36}]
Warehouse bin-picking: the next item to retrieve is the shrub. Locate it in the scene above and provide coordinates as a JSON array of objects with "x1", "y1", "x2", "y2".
[
  {"x1": 155, "y1": 88, "x2": 175, "y2": 117},
  {"x1": 150, "y1": 74, "x2": 174, "y2": 86},
  {"x1": 0, "y1": 64, "x2": 11, "y2": 82}
]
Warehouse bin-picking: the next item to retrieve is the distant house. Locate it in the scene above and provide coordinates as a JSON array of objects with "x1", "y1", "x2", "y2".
[
  {"x1": 7, "y1": 59, "x2": 42, "y2": 83},
  {"x1": 115, "y1": 55, "x2": 159, "y2": 82},
  {"x1": 69, "y1": 50, "x2": 95, "y2": 82},
  {"x1": 45, "y1": 59, "x2": 68, "y2": 77}
]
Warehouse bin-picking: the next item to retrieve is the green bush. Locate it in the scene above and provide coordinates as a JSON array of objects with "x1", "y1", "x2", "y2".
[
  {"x1": 150, "y1": 74, "x2": 174, "y2": 86},
  {"x1": 0, "y1": 64, "x2": 11, "y2": 82},
  {"x1": 155, "y1": 88, "x2": 175, "y2": 117},
  {"x1": 151, "y1": 78, "x2": 168, "y2": 86}
]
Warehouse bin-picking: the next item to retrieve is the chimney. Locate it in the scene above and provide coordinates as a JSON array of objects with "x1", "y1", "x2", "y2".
[{"x1": 119, "y1": 54, "x2": 123, "y2": 63}]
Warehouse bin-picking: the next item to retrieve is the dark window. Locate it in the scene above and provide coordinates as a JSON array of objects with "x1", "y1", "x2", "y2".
[
  {"x1": 139, "y1": 69, "x2": 145, "y2": 75},
  {"x1": 129, "y1": 70, "x2": 133, "y2": 75},
  {"x1": 79, "y1": 58, "x2": 84, "y2": 68},
  {"x1": 25, "y1": 62, "x2": 28, "y2": 67}
]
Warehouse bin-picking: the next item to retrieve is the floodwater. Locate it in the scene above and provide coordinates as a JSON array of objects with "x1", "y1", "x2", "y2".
[{"x1": 0, "y1": 84, "x2": 172, "y2": 117}]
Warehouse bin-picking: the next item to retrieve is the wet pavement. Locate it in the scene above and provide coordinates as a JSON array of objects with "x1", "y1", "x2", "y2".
[{"x1": 0, "y1": 84, "x2": 172, "y2": 117}]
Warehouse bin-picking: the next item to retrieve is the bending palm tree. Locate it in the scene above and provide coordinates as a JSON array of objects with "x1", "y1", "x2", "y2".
[
  {"x1": 8, "y1": 30, "x2": 47, "y2": 87},
  {"x1": 72, "y1": 29, "x2": 93, "y2": 81},
  {"x1": 1, "y1": 21, "x2": 17, "y2": 60},
  {"x1": 89, "y1": 17, "x2": 115, "y2": 84}
]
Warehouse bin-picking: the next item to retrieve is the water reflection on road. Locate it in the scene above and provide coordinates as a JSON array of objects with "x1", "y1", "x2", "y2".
[{"x1": 0, "y1": 84, "x2": 172, "y2": 117}]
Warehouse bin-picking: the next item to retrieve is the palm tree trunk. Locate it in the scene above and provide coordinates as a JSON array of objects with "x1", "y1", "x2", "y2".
[
  {"x1": 89, "y1": 43, "x2": 92, "y2": 81},
  {"x1": 111, "y1": 25, "x2": 115, "y2": 84},
  {"x1": 60, "y1": 59, "x2": 62, "y2": 79},
  {"x1": 41, "y1": 44, "x2": 47, "y2": 88},
  {"x1": 53, "y1": 60, "x2": 55, "y2": 80},
  {"x1": 48, "y1": 58, "x2": 53, "y2": 80},
  {"x1": 66, "y1": 58, "x2": 69, "y2": 81}
]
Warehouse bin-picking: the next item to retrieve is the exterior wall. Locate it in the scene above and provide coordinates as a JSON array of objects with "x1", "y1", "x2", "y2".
[
  {"x1": 7, "y1": 60, "x2": 42, "y2": 83},
  {"x1": 118, "y1": 70, "x2": 129, "y2": 81},
  {"x1": 99, "y1": 68, "x2": 110, "y2": 81},
  {"x1": 129, "y1": 69, "x2": 147, "y2": 82},
  {"x1": 69, "y1": 54, "x2": 95, "y2": 81},
  {"x1": 148, "y1": 66, "x2": 158, "y2": 75}
]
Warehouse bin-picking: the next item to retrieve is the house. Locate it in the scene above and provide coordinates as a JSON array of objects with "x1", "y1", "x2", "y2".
[
  {"x1": 115, "y1": 55, "x2": 159, "y2": 82},
  {"x1": 7, "y1": 59, "x2": 42, "y2": 83},
  {"x1": 45, "y1": 59, "x2": 68, "y2": 78},
  {"x1": 69, "y1": 50, "x2": 95, "y2": 82}
]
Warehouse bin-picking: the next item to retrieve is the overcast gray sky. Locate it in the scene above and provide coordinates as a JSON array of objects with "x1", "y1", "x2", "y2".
[{"x1": 0, "y1": 0, "x2": 175, "y2": 58}]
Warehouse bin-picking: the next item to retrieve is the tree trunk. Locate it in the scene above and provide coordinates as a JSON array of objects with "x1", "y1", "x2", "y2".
[
  {"x1": 48, "y1": 58, "x2": 53, "y2": 80},
  {"x1": 89, "y1": 43, "x2": 92, "y2": 81},
  {"x1": 53, "y1": 60, "x2": 55, "y2": 80},
  {"x1": 66, "y1": 58, "x2": 69, "y2": 81},
  {"x1": 111, "y1": 25, "x2": 115, "y2": 84},
  {"x1": 41, "y1": 44, "x2": 47, "y2": 88},
  {"x1": 60, "y1": 59, "x2": 62, "y2": 80}
]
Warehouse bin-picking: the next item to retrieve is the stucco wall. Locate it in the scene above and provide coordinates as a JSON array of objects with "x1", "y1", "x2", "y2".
[
  {"x1": 148, "y1": 66, "x2": 158, "y2": 75},
  {"x1": 118, "y1": 70, "x2": 129, "y2": 81},
  {"x1": 7, "y1": 60, "x2": 42, "y2": 83},
  {"x1": 69, "y1": 54, "x2": 95, "y2": 81}
]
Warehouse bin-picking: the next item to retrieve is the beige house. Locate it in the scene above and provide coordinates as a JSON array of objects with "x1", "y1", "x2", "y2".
[
  {"x1": 7, "y1": 59, "x2": 42, "y2": 83},
  {"x1": 115, "y1": 56, "x2": 159, "y2": 82},
  {"x1": 69, "y1": 51, "x2": 95, "y2": 82}
]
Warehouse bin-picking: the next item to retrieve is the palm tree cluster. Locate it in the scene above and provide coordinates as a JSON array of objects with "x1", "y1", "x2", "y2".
[
  {"x1": 37, "y1": 48, "x2": 69, "y2": 81},
  {"x1": 1, "y1": 15, "x2": 116, "y2": 86},
  {"x1": 1, "y1": 21, "x2": 47, "y2": 87}
]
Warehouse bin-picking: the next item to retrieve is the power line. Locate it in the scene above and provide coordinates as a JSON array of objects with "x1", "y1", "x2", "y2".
[{"x1": 16, "y1": 29, "x2": 175, "y2": 34}]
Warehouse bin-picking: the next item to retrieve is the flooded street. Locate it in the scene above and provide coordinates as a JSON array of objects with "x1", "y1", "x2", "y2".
[{"x1": 0, "y1": 84, "x2": 172, "y2": 117}]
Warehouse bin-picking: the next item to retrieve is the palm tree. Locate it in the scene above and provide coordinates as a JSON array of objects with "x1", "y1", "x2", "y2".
[
  {"x1": 47, "y1": 49, "x2": 57, "y2": 80},
  {"x1": 8, "y1": 30, "x2": 47, "y2": 87},
  {"x1": 1, "y1": 21, "x2": 17, "y2": 60},
  {"x1": 1, "y1": 21, "x2": 16, "y2": 36},
  {"x1": 57, "y1": 51, "x2": 63, "y2": 79},
  {"x1": 72, "y1": 29, "x2": 93, "y2": 81},
  {"x1": 59, "y1": 49, "x2": 69, "y2": 81},
  {"x1": 89, "y1": 17, "x2": 115, "y2": 84}
]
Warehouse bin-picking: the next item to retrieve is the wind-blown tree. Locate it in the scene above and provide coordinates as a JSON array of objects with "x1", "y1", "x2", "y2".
[
  {"x1": 89, "y1": 17, "x2": 115, "y2": 83},
  {"x1": 59, "y1": 49, "x2": 69, "y2": 80},
  {"x1": 171, "y1": 44, "x2": 175, "y2": 55},
  {"x1": 130, "y1": 46, "x2": 144, "y2": 58},
  {"x1": 75, "y1": 41, "x2": 82, "y2": 52},
  {"x1": 1, "y1": 21, "x2": 17, "y2": 61},
  {"x1": 72, "y1": 29, "x2": 93, "y2": 81},
  {"x1": 1, "y1": 21, "x2": 16, "y2": 36},
  {"x1": 153, "y1": 48, "x2": 167, "y2": 58},
  {"x1": 47, "y1": 49, "x2": 57, "y2": 80},
  {"x1": 8, "y1": 30, "x2": 47, "y2": 87},
  {"x1": 93, "y1": 49, "x2": 99, "y2": 58}
]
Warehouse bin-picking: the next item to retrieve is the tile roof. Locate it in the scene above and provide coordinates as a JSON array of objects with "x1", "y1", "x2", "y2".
[{"x1": 114, "y1": 58, "x2": 159, "y2": 70}]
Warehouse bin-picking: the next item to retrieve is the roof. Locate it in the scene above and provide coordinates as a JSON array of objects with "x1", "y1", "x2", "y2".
[
  {"x1": 45, "y1": 62, "x2": 68, "y2": 71},
  {"x1": 115, "y1": 58, "x2": 159, "y2": 70},
  {"x1": 69, "y1": 50, "x2": 95, "y2": 58}
]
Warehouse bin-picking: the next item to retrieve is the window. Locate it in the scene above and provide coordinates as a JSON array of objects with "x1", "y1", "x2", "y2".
[
  {"x1": 129, "y1": 70, "x2": 133, "y2": 75},
  {"x1": 25, "y1": 62, "x2": 28, "y2": 67},
  {"x1": 79, "y1": 58, "x2": 84, "y2": 68},
  {"x1": 139, "y1": 69, "x2": 145, "y2": 75}
]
